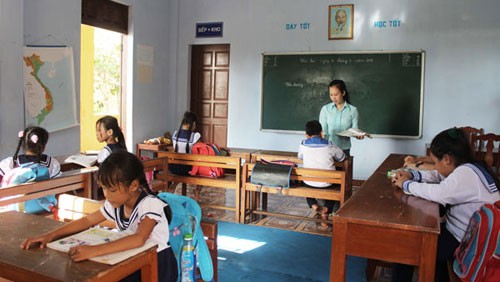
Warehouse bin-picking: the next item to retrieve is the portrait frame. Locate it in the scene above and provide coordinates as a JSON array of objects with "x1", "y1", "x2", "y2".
[{"x1": 328, "y1": 4, "x2": 354, "y2": 40}]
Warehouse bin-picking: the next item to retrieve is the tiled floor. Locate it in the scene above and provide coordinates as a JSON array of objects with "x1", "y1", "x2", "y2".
[{"x1": 177, "y1": 184, "x2": 344, "y2": 236}]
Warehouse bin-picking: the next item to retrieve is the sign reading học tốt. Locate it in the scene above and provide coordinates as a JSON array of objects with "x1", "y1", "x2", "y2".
[{"x1": 196, "y1": 22, "x2": 223, "y2": 38}]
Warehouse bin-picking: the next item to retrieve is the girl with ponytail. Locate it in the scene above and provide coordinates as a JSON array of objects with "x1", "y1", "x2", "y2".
[
  {"x1": 95, "y1": 116, "x2": 127, "y2": 164},
  {"x1": 0, "y1": 126, "x2": 61, "y2": 180}
]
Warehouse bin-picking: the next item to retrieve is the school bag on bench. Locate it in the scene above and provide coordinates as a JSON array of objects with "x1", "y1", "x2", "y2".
[
  {"x1": 189, "y1": 142, "x2": 224, "y2": 178},
  {"x1": 250, "y1": 159, "x2": 294, "y2": 189},
  {"x1": 453, "y1": 200, "x2": 500, "y2": 281}
]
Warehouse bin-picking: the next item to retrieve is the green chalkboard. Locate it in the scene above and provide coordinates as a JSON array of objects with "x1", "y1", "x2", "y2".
[{"x1": 261, "y1": 51, "x2": 424, "y2": 138}]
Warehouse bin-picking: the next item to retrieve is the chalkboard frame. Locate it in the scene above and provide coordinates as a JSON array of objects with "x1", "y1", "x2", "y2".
[{"x1": 260, "y1": 50, "x2": 425, "y2": 139}]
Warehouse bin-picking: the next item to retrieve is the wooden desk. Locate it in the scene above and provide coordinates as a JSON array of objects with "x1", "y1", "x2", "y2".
[
  {"x1": 0, "y1": 211, "x2": 158, "y2": 282},
  {"x1": 330, "y1": 154, "x2": 440, "y2": 282},
  {"x1": 136, "y1": 143, "x2": 171, "y2": 158},
  {"x1": 0, "y1": 169, "x2": 95, "y2": 206},
  {"x1": 250, "y1": 149, "x2": 302, "y2": 164}
]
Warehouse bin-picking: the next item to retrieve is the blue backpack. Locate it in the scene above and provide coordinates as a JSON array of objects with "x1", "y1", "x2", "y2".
[
  {"x1": 1, "y1": 162, "x2": 57, "y2": 213},
  {"x1": 157, "y1": 192, "x2": 214, "y2": 282}
]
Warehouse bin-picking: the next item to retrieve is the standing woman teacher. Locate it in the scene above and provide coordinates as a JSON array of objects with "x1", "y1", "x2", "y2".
[{"x1": 319, "y1": 79, "x2": 363, "y2": 156}]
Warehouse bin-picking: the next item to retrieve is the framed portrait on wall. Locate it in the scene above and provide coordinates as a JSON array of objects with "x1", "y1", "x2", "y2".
[{"x1": 328, "y1": 4, "x2": 354, "y2": 40}]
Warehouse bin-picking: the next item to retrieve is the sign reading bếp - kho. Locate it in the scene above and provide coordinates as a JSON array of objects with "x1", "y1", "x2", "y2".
[{"x1": 196, "y1": 22, "x2": 223, "y2": 38}]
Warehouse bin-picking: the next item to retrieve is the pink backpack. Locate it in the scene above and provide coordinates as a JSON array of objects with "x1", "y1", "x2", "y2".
[{"x1": 189, "y1": 142, "x2": 224, "y2": 178}]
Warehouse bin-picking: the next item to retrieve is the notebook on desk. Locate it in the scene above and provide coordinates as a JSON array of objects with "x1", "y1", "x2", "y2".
[{"x1": 47, "y1": 227, "x2": 156, "y2": 265}]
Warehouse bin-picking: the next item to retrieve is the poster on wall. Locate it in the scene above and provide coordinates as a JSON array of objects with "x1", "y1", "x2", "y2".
[
  {"x1": 328, "y1": 4, "x2": 354, "y2": 40},
  {"x1": 23, "y1": 46, "x2": 78, "y2": 132}
]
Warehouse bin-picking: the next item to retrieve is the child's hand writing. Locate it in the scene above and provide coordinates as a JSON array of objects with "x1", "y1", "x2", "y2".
[
  {"x1": 69, "y1": 245, "x2": 99, "y2": 262},
  {"x1": 20, "y1": 233, "x2": 54, "y2": 249},
  {"x1": 391, "y1": 170, "x2": 412, "y2": 188}
]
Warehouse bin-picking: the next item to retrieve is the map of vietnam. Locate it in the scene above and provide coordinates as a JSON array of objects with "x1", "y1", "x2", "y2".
[{"x1": 23, "y1": 54, "x2": 53, "y2": 124}]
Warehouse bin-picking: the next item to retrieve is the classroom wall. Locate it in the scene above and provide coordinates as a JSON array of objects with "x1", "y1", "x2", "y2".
[
  {"x1": 0, "y1": 0, "x2": 24, "y2": 158},
  {"x1": 0, "y1": 0, "x2": 175, "y2": 159},
  {"x1": 169, "y1": 0, "x2": 500, "y2": 179}
]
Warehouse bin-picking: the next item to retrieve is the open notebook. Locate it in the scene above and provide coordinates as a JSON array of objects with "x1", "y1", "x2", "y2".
[
  {"x1": 47, "y1": 227, "x2": 156, "y2": 265},
  {"x1": 64, "y1": 154, "x2": 98, "y2": 168}
]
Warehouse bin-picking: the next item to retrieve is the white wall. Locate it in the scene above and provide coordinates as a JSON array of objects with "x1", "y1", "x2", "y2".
[
  {"x1": 171, "y1": 0, "x2": 500, "y2": 179},
  {"x1": 0, "y1": 0, "x2": 24, "y2": 157}
]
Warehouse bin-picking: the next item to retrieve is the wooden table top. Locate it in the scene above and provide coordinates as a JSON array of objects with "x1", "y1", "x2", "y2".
[
  {"x1": 0, "y1": 211, "x2": 154, "y2": 281},
  {"x1": 250, "y1": 149, "x2": 302, "y2": 163},
  {"x1": 334, "y1": 154, "x2": 440, "y2": 234}
]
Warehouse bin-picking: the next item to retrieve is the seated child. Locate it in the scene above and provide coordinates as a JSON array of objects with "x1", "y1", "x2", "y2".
[
  {"x1": 95, "y1": 116, "x2": 127, "y2": 164},
  {"x1": 171, "y1": 112, "x2": 201, "y2": 156},
  {"x1": 0, "y1": 126, "x2": 61, "y2": 180},
  {"x1": 392, "y1": 127, "x2": 500, "y2": 282},
  {"x1": 21, "y1": 151, "x2": 178, "y2": 282},
  {"x1": 169, "y1": 111, "x2": 202, "y2": 198},
  {"x1": 297, "y1": 120, "x2": 346, "y2": 230},
  {"x1": 0, "y1": 126, "x2": 61, "y2": 213}
]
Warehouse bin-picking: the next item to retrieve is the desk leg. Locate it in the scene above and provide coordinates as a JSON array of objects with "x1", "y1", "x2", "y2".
[
  {"x1": 240, "y1": 187, "x2": 247, "y2": 223},
  {"x1": 141, "y1": 248, "x2": 158, "y2": 282},
  {"x1": 418, "y1": 233, "x2": 437, "y2": 282},
  {"x1": 235, "y1": 185, "x2": 241, "y2": 223},
  {"x1": 330, "y1": 221, "x2": 347, "y2": 282}
]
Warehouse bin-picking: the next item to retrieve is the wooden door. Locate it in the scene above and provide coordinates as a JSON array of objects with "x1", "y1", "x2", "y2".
[{"x1": 190, "y1": 44, "x2": 230, "y2": 147}]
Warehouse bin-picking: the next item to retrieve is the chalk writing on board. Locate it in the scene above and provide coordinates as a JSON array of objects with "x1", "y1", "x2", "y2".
[
  {"x1": 284, "y1": 82, "x2": 305, "y2": 88},
  {"x1": 263, "y1": 56, "x2": 278, "y2": 67},
  {"x1": 402, "y1": 53, "x2": 421, "y2": 67},
  {"x1": 290, "y1": 56, "x2": 376, "y2": 65}
]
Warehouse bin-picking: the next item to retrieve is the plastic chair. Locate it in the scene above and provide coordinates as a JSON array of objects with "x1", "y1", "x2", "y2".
[
  {"x1": 471, "y1": 133, "x2": 500, "y2": 178},
  {"x1": 157, "y1": 192, "x2": 214, "y2": 282}
]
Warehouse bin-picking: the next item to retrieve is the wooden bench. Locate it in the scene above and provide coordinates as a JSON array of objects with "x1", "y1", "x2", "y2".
[
  {"x1": 241, "y1": 157, "x2": 353, "y2": 224},
  {"x1": 0, "y1": 169, "x2": 95, "y2": 209},
  {"x1": 158, "y1": 151, "x2": 242, "y2": 222}
]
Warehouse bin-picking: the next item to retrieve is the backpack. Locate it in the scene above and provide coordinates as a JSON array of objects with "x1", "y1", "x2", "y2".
[
  {"x1": 0, "y1": 162, "x2": 57, "y2": 214},
  {"x1": 189, "y1": 142, "x2": 225, "y2": 178},
  {"x1": 157, "y1": 192, "x2": 214, "y2": 282},
  {"x1": 453, "y1": 200, "x2": 500, "y2": 281},
  {"x1": 250, "y1": 159, "x2": 294, "y2": 188}
]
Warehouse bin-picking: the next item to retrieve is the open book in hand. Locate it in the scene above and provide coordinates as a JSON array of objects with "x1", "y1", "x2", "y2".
[
  {"x1": 64, "y1": 154, "x2": 98, "y2": 168},
  {"x1": 47, "y1": 227, "x2": 156, "y2": 265},
  {"x1": 336, "y1": 128, "x2": 372, "y2": 138}
]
